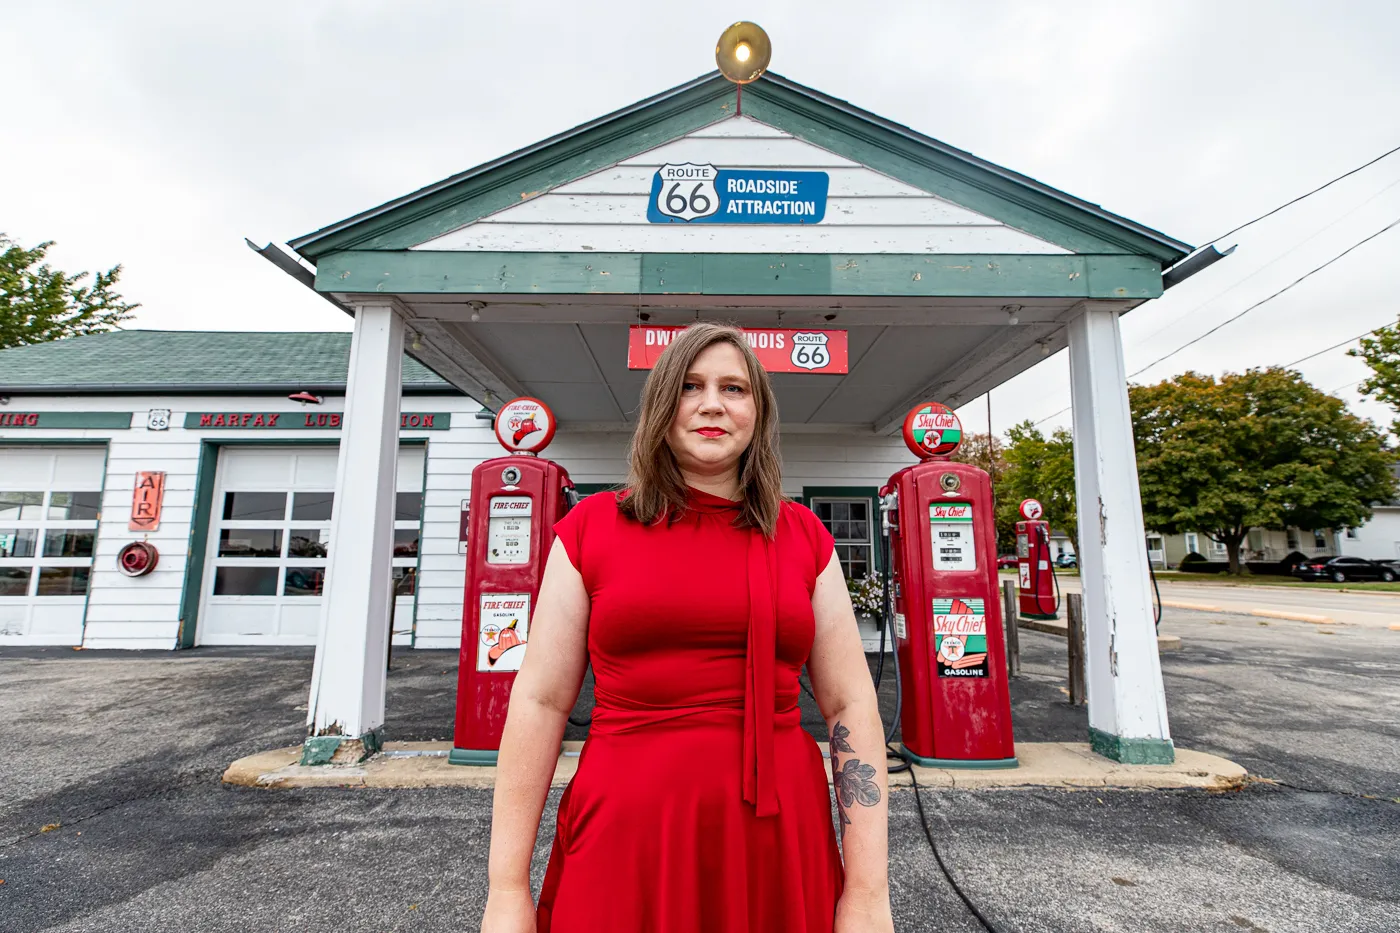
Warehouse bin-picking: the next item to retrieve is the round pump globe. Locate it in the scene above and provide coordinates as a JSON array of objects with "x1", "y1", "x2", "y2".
[{"x1": 902, "y1": 402, "x2": 963, "y2": 459}]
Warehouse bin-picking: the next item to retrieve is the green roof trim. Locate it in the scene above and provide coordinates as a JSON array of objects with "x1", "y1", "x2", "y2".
[
  {"x1": 289, "y1": 72, "x2": 1190, "y2": 268},
  {"x1": 0, "y1": 331, "x2": 459, "y2": 395},
  {"x1": 316, "y1": 250, "x2": 1163, "y2": 299}
]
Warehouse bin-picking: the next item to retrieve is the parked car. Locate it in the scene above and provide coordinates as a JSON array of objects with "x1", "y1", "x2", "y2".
[
  {"x1": 996, "y1": 554, "x2": 1019, "y2": 569},
  {"x1": 1293, "y1": 556, "x2": 1398, "y2": 583},
  {"x1": 1055, "y1": 553, "x2": 1077, "y2": 569}
]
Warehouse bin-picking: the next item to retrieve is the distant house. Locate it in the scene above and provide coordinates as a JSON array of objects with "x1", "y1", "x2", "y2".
[
  {"x1": 1047, "y1": 528, "x2": 1076, "y2": 561},
  {"x1": 1146, "y1": 527, "x2": 1340, "y2": 570},
  {"x1": 1337, "y1": 464, "x2": 1400, "y2": 562},
  {"x1": 1144, "y1": 463, "x2": 1400, "y2": 568}
]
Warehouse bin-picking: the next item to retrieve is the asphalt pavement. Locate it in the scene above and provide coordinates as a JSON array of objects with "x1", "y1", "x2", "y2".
[
  {"x1": 1036, "y1": 573, "x2": 1400, "y2": 629},
  {"x1": 1, "y1": 610, "x2": 1397, "y2": 932}
]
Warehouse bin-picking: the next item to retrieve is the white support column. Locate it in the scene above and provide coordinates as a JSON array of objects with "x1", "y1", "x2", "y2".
[
  {"x1": 302, "y1": 302, "x2": 404, "y2": 764},
  {"x1": 1066, "y1": 305, "x2": 1174, "y2": 764}
]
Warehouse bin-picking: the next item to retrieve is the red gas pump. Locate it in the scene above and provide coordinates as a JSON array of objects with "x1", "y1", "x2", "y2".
[
  {"x1": 1016, "y1": 498, "x2": 1058, "y2": 621},
  {"x1": 884, "y1": 402, "x2": 1016, "y2": 768},
  {"x1": 451, "y1": 397, "x2": 576, "y2": 765}
]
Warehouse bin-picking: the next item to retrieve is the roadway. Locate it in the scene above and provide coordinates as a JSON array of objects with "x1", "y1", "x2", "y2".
[{"x1": 1028, "y1": 572, "x2": 1400, "y2": 630}]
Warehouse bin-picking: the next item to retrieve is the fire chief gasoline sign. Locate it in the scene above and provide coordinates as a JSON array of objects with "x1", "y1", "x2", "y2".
[{"x1": 648, "y1": 163, "x2": 829, "y2": 224}]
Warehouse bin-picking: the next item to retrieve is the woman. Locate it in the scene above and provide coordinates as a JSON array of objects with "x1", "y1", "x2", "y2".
[{"x1": 481, "y1": 322, "x2": 893, "y2": 933}]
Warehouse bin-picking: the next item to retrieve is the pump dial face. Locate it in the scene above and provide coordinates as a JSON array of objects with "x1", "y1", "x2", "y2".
[
  {"x1": 902, "y1": 402, "x2": 962, "y2": 459},
  {"x1": 493, "y1": 397, "x2": 557, "y2": 454}
]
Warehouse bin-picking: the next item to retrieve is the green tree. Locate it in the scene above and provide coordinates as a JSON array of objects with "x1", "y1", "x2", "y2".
[
  {"x1": 1351, "y1": 321, "x2": 1400, "y2": 434},
  {"x1": 953, "y1": 431, "x2": 1015, "y2": 552},
  {"x1": 996, "y1": 421, "x2": 1078, "y2": 556},
  {"x1": 1, "y1": 234, "x2": 137, "y2": 349},
  {"x1": 1131, "y1": 368, "x2": 1395, "y2": 574}
]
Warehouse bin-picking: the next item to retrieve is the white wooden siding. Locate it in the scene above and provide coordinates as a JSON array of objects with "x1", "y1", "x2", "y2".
[
  {"x1": 413, "y1": 116, "x2": 1068, "y2": 255},
  {"x1": 1337, "y1": 507, "x2": 1400, "y2": 561},
  {"x1": 86, "y1": 431, "x2": 198, "y2": 649}
]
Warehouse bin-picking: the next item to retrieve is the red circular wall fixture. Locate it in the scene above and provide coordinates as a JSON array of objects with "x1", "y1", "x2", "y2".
[{"x1": 117, "y1": 541, "x2": 159, "y2": 577}]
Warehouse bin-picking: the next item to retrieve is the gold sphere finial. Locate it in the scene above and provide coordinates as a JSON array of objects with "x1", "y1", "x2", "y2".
[{"x1": 716, "y1": 21, "x2": 771, "y2": 84}]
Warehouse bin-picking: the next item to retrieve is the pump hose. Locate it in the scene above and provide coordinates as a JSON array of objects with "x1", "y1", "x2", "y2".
[
  {"x1": 1149, "y1": 559, "x2": 1163, "y2": 632},
  {"x1": 906, "y1": 761, "x2": 1004, "y2": 933},
  {"x1": 1029, "y1": 525, "x2": 1062, "y2": 617}
]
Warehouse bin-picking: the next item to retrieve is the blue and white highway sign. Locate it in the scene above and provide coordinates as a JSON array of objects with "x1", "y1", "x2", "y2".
[{"x1": 647, "y1": 163, "x2": 829, "y2": 224}]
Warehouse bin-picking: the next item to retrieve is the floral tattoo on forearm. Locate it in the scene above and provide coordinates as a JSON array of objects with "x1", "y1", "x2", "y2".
[{"x1": 828, "y1": 721, "x2": 880, "y2": 840}]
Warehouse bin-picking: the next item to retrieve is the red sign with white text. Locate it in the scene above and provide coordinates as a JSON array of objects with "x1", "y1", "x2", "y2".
[{"x1": 626, "y1": 326, "x2": 848, "y2": 374}]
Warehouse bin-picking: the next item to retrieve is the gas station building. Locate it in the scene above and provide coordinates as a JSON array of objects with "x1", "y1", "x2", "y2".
[{"x1": 0, "y1": 71, "x2": 1190, "y2": 765}]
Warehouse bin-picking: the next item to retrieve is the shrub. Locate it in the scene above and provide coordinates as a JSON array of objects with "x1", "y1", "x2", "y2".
[{"x1": 847, "y1": 575, "x2": 885, "y2": 616}]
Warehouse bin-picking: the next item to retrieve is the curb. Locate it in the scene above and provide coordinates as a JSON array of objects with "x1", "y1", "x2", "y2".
[
  {"x1": 224, "y1": 740, "x2": 1247, "y2": 793},
  {"x1": 1248, "y1": 608, "x2": 1334, "y2": 625},
  {"x1": 1161, "y1": 599, "x2": 1224, "y2": 612},
  {"x1": 1160, "y1": 600, "x2": 1337, "y2": 625}
]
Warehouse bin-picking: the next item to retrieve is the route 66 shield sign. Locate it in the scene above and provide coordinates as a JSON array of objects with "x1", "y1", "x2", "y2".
[
  {"x1": 654, "y1": 163, "x2": 719, "y2": 222},
  {"x1": 789, "y1": 332, "x2": 832, "y2": 371}
]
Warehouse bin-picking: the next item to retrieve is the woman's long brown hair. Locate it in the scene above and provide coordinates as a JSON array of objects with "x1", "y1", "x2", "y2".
[{"x1": 618, "y1": 322, "x2": 784, "y2": 536}]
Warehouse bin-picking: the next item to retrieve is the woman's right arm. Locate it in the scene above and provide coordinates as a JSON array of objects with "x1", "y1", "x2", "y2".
[{"x1": 482, "y1": 537, "x2": 591, "y2": 932}]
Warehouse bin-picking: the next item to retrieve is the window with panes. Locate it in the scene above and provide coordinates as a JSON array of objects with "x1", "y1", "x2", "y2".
[
  {"x1": 809, "y1": 497, "x2": 875, "y2": 580},
  {"x1": 210, "y1": 490, "x2": 422, "y2": 598},
  {"x1": 0, "y1": 490, "x2": 101, "y2": 597}
]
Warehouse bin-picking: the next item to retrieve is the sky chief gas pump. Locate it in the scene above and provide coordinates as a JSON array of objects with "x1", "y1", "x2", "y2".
[
  {"x1": 882, "y1": 403, "x2": 1017, "y2": 768},
  {"x1": 1016, "y1": 498, "x2": 1059, "y2": 621},
  {"x1": 451, "y1": 397, "x2": 576, "y2": 766}
]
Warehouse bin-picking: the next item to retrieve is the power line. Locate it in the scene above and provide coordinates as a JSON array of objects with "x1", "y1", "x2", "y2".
[
  {"x1": 1197, "y1": 142, "x2": 1400, "y2": 249},
  {"x1": 1023, "y1": 151, "x2": 1400, "y2": 428},
  {"x1": 1030, "y1": 222, "x2": 1400, "y2": 426},
  {"x1": 1135, "y1": 173, "x2": 1400, "y2": 350},
  {"x1": 1329, "y1": 378, "x2": 1364, "y2": 395},
  {"x1": 1284, "y1": 323, "x2": 1395, "y2": 369},
  {"x1": 1129, "y1": 215, "x2": 1400, "y2": 379},
  {"x1": 1034, "y1": 320, "x2": 1393, "y2": 427}
]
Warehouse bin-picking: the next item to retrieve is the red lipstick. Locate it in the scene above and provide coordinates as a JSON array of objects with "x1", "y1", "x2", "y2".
[{"x1": 696, "y1": 428, "x2": 726, "y2": 438}]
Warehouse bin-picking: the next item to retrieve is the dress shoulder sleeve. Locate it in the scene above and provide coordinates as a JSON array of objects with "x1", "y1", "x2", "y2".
[
  {"x1": 785, "y1": 500, "x2": 836, "y2": 579},
  {"x1": 551, "y1": 490, "x2": 617, "y2": 579}
]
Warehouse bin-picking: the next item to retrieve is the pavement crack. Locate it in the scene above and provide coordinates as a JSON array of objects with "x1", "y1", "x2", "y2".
[
  {"x1": 1245, "y1": 774, "x2": 1398, "y2": 804},
  {"x1": 0, "y1": 771, "x2": 211, "y2": 849}
]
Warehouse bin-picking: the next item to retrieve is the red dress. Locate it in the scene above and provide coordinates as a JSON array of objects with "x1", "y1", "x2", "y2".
[{"x1": 537, "y1": 487, "x2": 844, "y2": 932}]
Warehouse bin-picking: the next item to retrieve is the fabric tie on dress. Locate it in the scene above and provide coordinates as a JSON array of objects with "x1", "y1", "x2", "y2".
[{"x1": 685, "y1": 487, "x2": 781, "y2": 817}]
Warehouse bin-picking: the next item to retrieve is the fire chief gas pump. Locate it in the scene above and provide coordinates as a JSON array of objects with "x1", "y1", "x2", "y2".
[
  {"x1": 451, "y1": 397, "x2": 576, "y2": 766},
  {"x1": 882, "y1": 402, "x2": 1017, "y2": 768},
  {"x1": 1016, "y1": 498, "x2": 1058, "y2": 621}
]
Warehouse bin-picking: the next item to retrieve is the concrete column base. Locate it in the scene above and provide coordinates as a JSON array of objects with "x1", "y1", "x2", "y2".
[
  {"x1": 300, "y1": 729, "x2": 384, "y2": 766},
  {"x1": 1089, "y1": 727, "x2": 1175, "y2": 765}
]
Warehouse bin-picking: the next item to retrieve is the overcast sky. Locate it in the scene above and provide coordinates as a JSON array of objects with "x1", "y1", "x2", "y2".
[{"x1": 4, "y1": 1, "x2": 1398, "y2": 434}]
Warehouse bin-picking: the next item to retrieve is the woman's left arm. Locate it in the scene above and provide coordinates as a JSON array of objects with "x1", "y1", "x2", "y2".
[{"x1": 807, "y1": 554, "x2": 894, "y2": 932}]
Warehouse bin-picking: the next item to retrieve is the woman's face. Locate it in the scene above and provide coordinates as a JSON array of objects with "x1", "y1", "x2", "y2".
[{"x1": 666, "y1": 341, "x2": 758, "y2": 480}]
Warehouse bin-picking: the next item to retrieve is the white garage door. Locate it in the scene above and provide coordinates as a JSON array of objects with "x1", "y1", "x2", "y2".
[
  {"x1": 0, "y1": 447, "x2": 106, "y2": 645},
  {"x1": 197, "y1": 446, "x2": 424, "y2": 646}
]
